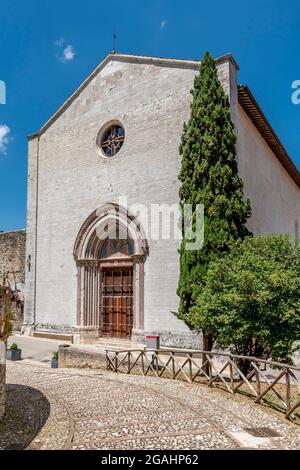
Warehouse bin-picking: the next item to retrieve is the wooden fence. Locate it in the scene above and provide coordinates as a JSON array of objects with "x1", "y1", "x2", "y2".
[{"x1": 106, "y1": 348, "x2": 300, "y2": 422}]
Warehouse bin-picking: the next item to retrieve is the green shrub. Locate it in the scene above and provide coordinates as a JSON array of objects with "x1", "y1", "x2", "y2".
[{"x1": 189, "y1": 235, "x2": 300, "y2": 362}]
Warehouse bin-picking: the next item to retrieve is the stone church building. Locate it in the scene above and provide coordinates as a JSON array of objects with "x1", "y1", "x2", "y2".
[{"x1": 24, "y1": 53, "x2": 300, "y2": 347}]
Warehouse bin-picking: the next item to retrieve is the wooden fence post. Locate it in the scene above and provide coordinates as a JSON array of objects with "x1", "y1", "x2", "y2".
[{"x1": 286, "y1": 368, "x2": 291, "y2": 413}]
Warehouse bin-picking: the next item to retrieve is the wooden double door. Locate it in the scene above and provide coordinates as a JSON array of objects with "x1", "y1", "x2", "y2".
[{"x1": 100, "y1": 266, "x2": 133, "y2": 338}]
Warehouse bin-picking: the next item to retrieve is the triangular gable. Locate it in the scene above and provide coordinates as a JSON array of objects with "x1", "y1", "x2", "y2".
[{"x1": 27, "y1": 52, "x2": 237, "y2": 140}]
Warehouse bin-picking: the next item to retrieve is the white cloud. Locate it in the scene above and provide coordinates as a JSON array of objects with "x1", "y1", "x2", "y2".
[
  {"x1": 62, "y1": 45, "x2": 75, "y2": 62},
  {"x1": 0, "y1": 124, "x2": 10, "y2": 155},
  {"x1": 54, "y1": 38, "x2": 76, "y2": 63},
  {"x1": 161, "y1": 20, "x2": 167, "y2": 30}
]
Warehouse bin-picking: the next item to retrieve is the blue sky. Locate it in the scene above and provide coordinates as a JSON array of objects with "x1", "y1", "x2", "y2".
[{"x1": 0, "y1": 0, "x2": 300, "y2": 231}]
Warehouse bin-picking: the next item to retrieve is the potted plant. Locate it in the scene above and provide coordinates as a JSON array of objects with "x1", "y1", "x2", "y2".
[
  {"x1": 6, "y1": 342, "x2": 22, "y2": 361},
  {"x1": 51, "y1": 351, "x2": 59, "y2": 368}
]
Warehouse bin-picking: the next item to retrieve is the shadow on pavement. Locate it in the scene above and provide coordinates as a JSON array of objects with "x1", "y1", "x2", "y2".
[{"x1": 0, "y1": 384, "x2": 50, "y2": 450}]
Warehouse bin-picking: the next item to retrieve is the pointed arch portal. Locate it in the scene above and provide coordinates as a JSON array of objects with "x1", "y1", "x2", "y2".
[{"x1": 73, "y1": 203, "x2": 146, "y2": 338}]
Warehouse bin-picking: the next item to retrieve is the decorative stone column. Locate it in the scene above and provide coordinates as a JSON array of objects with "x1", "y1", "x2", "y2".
[{"x1": 0, "y1": 286, "x2": 11, "y2": 420}]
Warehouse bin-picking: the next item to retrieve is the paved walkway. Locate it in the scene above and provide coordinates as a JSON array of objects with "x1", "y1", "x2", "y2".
[
  {"x1": 7, "y1": 335, "x2": 70, "y2": 364},
  {"x1": 1, "y1": 361, "x2": 300, "y2": 450}
]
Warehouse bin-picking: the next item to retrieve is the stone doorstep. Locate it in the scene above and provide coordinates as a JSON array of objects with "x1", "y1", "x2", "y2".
[
  {"x1": 30, "y1": 331, "x2": 146, "y2": 348},
  {"x1": 83, "y1": 337, "x2": 141, "y2": 345},
  {"x1": 69, "y1": 342, "x2": 145, "y2": 355},
  {"x1": 32, "y1": 331, "x2": 74, "y2": 342}
]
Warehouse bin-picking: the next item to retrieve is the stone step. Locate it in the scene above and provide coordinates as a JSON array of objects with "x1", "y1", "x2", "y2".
[
  {"x1": 92, "y1": 337, "x2": 144, "y2": 350},
  {"x1": 32, "y1": 331, "x2": 74, "y2": 342},
  {"x1": 92, "y1": 343, "x2": 144, "y2": 352}
]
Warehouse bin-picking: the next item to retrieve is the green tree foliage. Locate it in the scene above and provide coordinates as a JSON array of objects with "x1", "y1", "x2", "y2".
[
  {"x1": 177, "y1": 51, "x2": 251, "y2": 322},
  {"x1": 188, "y1": 235, "x2": 300, "y2": 361}
]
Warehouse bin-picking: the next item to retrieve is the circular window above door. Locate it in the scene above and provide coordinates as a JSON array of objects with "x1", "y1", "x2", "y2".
[{"x1": 97, "y1": 122, "x2": 125, "y2": 158}]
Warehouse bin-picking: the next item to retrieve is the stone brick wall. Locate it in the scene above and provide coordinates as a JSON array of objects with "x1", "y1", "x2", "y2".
[
  {"x1": 0, "y1": 230, "x2": 26, "y2": 286},
  {"x1": 0, "y1": 230, "x2": 26, "y2": 329}
]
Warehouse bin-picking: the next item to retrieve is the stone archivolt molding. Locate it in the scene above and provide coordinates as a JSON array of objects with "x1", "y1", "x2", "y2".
[
  {"x1": 73, "y1": 203, "x2": 148, "y2": 263},
  {"x1": 74, "y1": 204, "x2": 147, "y2": 334}
]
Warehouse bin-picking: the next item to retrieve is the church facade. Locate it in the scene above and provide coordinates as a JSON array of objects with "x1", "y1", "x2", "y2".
[{"x1": 24, "y1": 53, "x2": 300, "y2": 347}]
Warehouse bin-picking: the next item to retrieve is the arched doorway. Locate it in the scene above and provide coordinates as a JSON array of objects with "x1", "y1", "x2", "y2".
[{"x1": 73, "y1": 204, "x2": 146, "y2": 339}]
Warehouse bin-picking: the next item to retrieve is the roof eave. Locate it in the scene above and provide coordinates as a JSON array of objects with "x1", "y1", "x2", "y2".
[{"x1": 238, "y1": 85, "x2": 300, "y2": 189}]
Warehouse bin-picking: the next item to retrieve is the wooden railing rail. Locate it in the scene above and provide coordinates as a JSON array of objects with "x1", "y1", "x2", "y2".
[{"x1": 106, "y1": 348, "x2": 300, "y2": 422}]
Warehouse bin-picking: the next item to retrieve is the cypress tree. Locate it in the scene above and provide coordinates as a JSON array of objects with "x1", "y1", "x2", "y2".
[{"x1": 177, "y1": 51, "x2": 251, "y2": 348}]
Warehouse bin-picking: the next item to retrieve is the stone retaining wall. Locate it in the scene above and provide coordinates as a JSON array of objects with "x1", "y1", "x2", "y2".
[
  {"x1": 154, "y1": 330, "x2": 203, "y2": 350},
  {"x1": 58, "y1": 345, "x2": 107, "y2": 369},
  {"x1": 0, "y1": 230, "x2": 26, "y2": 330},
  {"x1": 0, "y1": 230, "x2": 26, "y2": 286},
  {"x1": 0, "y1": 285, "x2": 10, "y2": 420},
  {"x1": 0, "y1": 343, "x2": 5, "y2": 420}
]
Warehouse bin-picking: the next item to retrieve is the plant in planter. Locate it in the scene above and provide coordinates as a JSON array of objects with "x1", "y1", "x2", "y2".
[
  {"x1": 51, "y1": 351, "x2": 59, "y2": 368},
  {"x1": 6, "y1": 342, "x2": 22, "y2": 361}
]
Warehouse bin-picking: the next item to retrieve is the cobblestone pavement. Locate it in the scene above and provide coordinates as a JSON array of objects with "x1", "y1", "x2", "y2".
[{"x1": 1, "y1": 361, "x2": 300, "y2": 450}]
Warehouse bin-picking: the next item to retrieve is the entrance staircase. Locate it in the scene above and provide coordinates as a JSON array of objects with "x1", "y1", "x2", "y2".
[{"x1": 81, "y1": 336, "x2": 145, "y2": 353}]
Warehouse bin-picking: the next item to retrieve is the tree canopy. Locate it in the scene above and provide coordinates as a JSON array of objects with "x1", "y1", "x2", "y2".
[
  {"x1": 177, "y1": 51, "x2": 251, "y2": 321},
  {"x1": 188, "y1": 235, "x2": 300, "y2": 361}
]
